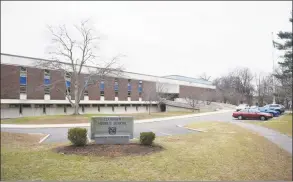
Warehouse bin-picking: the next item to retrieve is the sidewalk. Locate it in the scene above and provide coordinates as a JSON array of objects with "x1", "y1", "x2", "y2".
[
  {"x1": 232, "y1": 122, "x2": 292, "y2": 155},
  {"x1": 1, "y1": 109, "x2": 233, "y2": 129}
]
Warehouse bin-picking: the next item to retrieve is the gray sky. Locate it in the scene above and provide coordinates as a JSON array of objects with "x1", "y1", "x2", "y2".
[{"x1": 1, "y1": 1, "x2": 292, "y2": 80}]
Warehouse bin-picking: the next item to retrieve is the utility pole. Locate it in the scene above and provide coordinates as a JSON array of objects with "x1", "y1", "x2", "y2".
[{"x1": 271, "y1": 32, "x2": 276, "y2": 104}]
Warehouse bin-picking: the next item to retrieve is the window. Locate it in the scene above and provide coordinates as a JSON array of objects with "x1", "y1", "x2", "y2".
[
  {"x1": 22, "y1": 104, "x2": 31, "y2": 108},
  {"x1": 19, "y1": 104, "x2": 23, "y2": 115},
  {"x1": 44, "y1": 86, "x2": 50, "y2": 94},
  {"x1": 100, "y1": 80, "x2": 105, "y2": 96},
  {"x1": 9, "y1": 104, "x2": 18, "y2": 108},
  {"x1": 125, "y1": 105, "x2": 127, "y2": 111},
  {"x1": 84, "y1": 90, "x2": 89, "y2": 96},
  {"x1": 138, "y1": 80, "x2": 142, "y2": 97},
  {"x1": 20, "y1": 85, "x2": 27, "y2": 93},
  {"x1": 112, "y1": 105, "x2": 115, "y2": 112},
  {"x1": 98, "y1": 105, "x2": 100, "y2": 112},
  {"x1": 64, "y1": 105, "x2": 67, "y2": 113},
  {"x1": 43, "y1": 105, "x2": 46, "y2": 114},
  {"x1": 127, "y1": 79, "x2": 131, "y2": 96},
  {"x1": 136, "y1": 105, "x2": 138, "y2": 111},
  {"x1": 66, "y1": 87, "x2": 71, "y2": 95}
]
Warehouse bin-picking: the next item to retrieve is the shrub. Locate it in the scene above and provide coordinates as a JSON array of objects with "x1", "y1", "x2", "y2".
[
  {"x1": 140, "y1": 132, "x2": 156, "y2": 145},
  {"x1": 68, "y1": 128, "x2": 87, "y2": 146}
]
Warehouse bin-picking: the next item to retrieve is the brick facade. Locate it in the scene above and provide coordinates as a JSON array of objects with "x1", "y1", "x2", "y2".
[
  {"x1": 131, "y1": 79, "x2": 139, "y2": 101},
  {"x1": 1, "y1": 64, "x2": 20, "y2": 99},
  {"x1": 142, "y1": 81, "x2": 156, "y2": 101},
  {"x1": 50, "y1": 70, "x2": 65, "y2": 100},
  {"x1": 118, "y1": 78, "x2": 128, "y2": 101},
  {"x1": 104, "y1": 76, "x2": 115, "y2": 100},
  {"x1": 27, "y1": 67, "x2": 44, "y2": 99}
]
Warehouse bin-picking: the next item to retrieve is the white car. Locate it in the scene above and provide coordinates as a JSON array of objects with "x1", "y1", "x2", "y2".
[{"x1": 236, "y1": 104, "x2": 249, "y2": 111}]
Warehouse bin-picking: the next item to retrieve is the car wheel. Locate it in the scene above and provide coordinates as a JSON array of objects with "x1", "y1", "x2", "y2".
[
  {"x1": 260, "y1": 116, "x2": 266, "y2": 121},
  {"x1": 238, "y1": 115, "x2": 243, "y2": 120}
]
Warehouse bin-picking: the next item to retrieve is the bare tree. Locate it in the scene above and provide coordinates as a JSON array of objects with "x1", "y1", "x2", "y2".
[
  {"x1": 35, "y1": 20, "x2": 124, "y2": 115},
  {"x1": 199, "y1": 72, "x2": 211, "y2": 81},
  {"x1": 142, "y1": 82, "x2": 177, "y2": 114}
]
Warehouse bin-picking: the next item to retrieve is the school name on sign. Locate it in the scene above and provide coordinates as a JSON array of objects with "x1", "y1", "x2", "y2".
[{"x1": 90, "y1": 116, "x2": 134, "y2": 140}]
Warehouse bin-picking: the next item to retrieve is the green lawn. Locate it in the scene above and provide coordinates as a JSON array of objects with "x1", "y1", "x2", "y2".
[
  {"x1": 1, "y1": 121, "x2": 292, "y2": 181},
  {"x1": 0, "y1": 111, "x2": 209, "y2": 125},
  {"x1": 246, "y1": 114, "x2": 292, "y2": 137}
]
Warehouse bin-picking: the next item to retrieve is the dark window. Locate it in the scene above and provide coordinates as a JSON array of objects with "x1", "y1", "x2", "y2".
[
  {"x1": 98, "y1": 105, "x2": 100, "y2": 112},
  {"x1": 84, "y1": 90, "x2": 89, "y2": 96},
  {"x1": 19, "y1": 104, "x2": 23, "y2": 114},
  {"x1": 125, "y1": 106, "x2": 127, "y2": 111},
  {"x1": 44, "y1": 86, "x2": 50, "y2": 94},
  {"x1": 9, "y1": 104, "x2": 19, "y2": 108},
  {"x1": 146, "y1": 105, "x2": 148, "y2": 111},
  {"x1": 20, "y1": 66, "x2": 27, "y2": 72},
  {"x1": 114, "y1": 78, "x2": 119, "y2": 92},
  {"x1": 20, "y1": 85, "x2": 27, "y2": 93},
  {"x1": 43, "y1": 105, "x2": 46, "y2": 114},
  {"x1": 100, "y1": 91, "x2": 104, "y2": 96},
  {"x1": 115, "y1": 92, "x2": 118, "y2": 97},
  {"x1": 64, "y1": 105, "x2": 67, "y2": 113},
  {"x1": 112, "y1": 105, "x2": 115, "y2": 112},
  {"x1": 66, "y1": 87, "x2": 71, "y2": 95},
  {"x1": 23, "y1": 104, "x2": 31, "y2": 108},
  {"x1": 128, "y1": 91, "x2": 131, "y2": 97},
  {"x1": 136, "y1": 106, "x2": 138, "y2": 111}
]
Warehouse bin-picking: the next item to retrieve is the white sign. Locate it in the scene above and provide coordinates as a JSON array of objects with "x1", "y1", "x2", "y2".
[{"x1": 90, "y1": 116, "x2": 134, "y2": 144}]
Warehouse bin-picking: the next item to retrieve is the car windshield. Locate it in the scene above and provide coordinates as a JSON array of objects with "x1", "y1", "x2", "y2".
[
  {"x1": 270, "y1": 104, "x2": 279, "y2": 107},
  {"x1": 249, "y1": 109, "x2": 260, "y2": 113}
]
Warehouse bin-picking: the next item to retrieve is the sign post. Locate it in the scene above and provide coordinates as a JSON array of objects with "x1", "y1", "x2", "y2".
[{"x1": 90, "y1": 116, "x2": 134, "y2": 144}]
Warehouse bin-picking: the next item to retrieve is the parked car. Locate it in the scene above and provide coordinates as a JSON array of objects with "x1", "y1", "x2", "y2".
[
  {"x1": 236, "y1": 104, "x2": 249, "y2": 111},
  {"x1": 232, "y1": 109, "x2": 273, "y2": 121},
  {"x1": 263, "y1": 104, "x2": 285, "y2": 114},
  {"x1": 258, "y1": 107, "x2": 280, "y2": 117}
]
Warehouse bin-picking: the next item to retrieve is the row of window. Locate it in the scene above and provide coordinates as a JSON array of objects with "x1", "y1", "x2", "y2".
[
  {"x1": 19, "y1": 66, "x2": 144, "y2": 97},
  {"x1": 9, "y1": 104, "x2": 150, "y2": 115}
]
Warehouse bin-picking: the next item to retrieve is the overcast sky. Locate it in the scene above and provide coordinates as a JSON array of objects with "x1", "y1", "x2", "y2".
[{"x1": 1, "y1": 1, "x2": 292, "y2": 80}]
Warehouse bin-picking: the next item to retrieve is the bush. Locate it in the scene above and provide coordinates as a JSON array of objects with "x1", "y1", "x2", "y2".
[
  {"x1": 140, "y1": 132, "x2": 156, "y2": 145},
  {"x1": 68, "y1": 128, "x2": 88, "y2": 146}
]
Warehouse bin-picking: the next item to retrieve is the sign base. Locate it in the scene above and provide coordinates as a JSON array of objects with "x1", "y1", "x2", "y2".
[{"x1": 94, "y1": 135, "x2": 130, "y2": 144}]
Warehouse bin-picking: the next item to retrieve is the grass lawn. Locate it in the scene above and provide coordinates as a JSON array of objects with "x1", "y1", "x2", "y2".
[
  {"x1": 1, "y1": 121, "x2": 292, "y2": 181},
  {"x1": 0, "y1": 110, "x2": 209, "y2": 125},
  {"x1": 246, "y1": 114, "x2": 292, "y2": 137}
]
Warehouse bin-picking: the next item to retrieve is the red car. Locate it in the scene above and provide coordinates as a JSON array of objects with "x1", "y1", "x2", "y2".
[{"x1": 232, "y1": 109, "x2": 273, "y2": 121}]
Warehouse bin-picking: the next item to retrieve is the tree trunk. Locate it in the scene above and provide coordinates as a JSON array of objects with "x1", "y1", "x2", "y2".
[{"x1": 73, "y1": 79, "x2": 79, "y2": 115}]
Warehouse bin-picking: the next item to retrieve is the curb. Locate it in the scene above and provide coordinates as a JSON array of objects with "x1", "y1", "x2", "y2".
[{"x1": 1, "y1": 110, "x2": 234, "y2": 129}]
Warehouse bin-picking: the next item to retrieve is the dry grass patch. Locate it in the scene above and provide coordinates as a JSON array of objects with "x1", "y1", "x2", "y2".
[{"x1": 2, "y1": 121, "x2": 291, "y2": 181}]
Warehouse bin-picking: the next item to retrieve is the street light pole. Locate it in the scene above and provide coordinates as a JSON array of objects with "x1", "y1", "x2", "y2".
[{"x1": 271, "y1": 32, "x2": 276, "y2": 104}]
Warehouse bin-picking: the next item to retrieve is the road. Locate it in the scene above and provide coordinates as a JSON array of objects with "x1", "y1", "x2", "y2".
[{"x1": 1, "y1": 111, "x2": 235, "y2": 143}]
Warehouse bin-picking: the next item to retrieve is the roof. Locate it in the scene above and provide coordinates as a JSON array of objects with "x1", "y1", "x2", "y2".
[{"x1": 162, "y1": 75, "x2": 213, "y2": 86}]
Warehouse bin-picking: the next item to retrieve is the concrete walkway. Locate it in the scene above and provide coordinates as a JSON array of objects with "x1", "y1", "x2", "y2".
[
  {"x1": 1, "y1": 109, "x2": 233, "y2": 129},
  {"x1": 232, "y1": 122, "x2": 292, "y2": 155}
]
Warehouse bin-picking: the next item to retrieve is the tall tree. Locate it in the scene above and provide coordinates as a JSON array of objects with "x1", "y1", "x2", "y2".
[
  {"x1": 35, "y1": 20, "x2": 124, "y2": 115},
  {"x1": 273, "y1": 11, "x2": 292, "y2": 107}
]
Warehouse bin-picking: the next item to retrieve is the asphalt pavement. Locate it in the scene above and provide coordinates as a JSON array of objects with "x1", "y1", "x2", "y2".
[{"x1": 1, "y1": 111, "x2": 235, "y2": 143}]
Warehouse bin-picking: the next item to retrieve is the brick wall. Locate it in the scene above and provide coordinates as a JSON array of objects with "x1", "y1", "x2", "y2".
[
  {"x1": 1, "y1": 64, "x2": 20, "y2": 99},
  {"x1": 104, "y1": 76, "x2": 115, "y2": 100},
  {"x1": 131, "y1": 79, "x2": 139, "y2": 101},
  {"x1": 50, "y1": 70, "x2": 65, "y2": 100},
  {"x1": 88, "y1": 80, "x2": 100, "y2": 100},
  {"x1": 27, "y1": 67, "x2": 44, "y2": 99},
  {"x1": 179, "y1": 85, "x2": 207, "y2": 99},
  {"x1": 118, "y1": 78, "x2": 128, "y2": 101}
]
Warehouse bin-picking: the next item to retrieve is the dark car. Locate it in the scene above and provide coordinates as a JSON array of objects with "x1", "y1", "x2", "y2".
[{"x1": 232, "y1": 109, "x2": 273, "y2": 121}]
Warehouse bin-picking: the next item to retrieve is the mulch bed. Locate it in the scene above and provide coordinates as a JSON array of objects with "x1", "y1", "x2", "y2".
[{"x1": 53, "y1": 143, "x2": 164, "y2": 157}]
